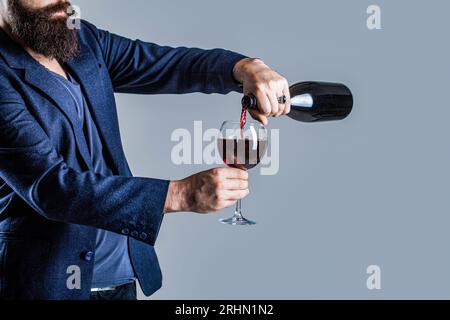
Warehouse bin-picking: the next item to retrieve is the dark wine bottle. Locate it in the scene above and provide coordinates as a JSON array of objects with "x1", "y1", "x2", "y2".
[{"x1": 241, "y1": 81, "x2": 353, "y2": 122}]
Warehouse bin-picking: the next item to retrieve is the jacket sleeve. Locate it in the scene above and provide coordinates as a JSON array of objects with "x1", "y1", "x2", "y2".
[
  {"x1": 81, "y1": 20, "x2": 247, "y2": 95},
  {"x1": 0, "y1": 93, "x2": 168, "y2": 246}
]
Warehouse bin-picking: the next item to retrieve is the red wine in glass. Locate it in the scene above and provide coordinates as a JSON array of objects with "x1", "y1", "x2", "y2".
[{"x1": 218, "y1": 138, "x2": 267, "y2": 170}]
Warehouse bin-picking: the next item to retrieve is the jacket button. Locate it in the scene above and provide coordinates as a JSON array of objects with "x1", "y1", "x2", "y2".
[
  {"x1": 131, "y1": 230, "x2": 139, "y2": 238},
  {"x1": 139, "y1": 232, "x2": 148, "y2": 240},
  {"x1": 121, "y1": 228, "x2": 130, "y2": 235},
  {"x1": 81, "y1": 251, "x2": 94, "y2": 261}
]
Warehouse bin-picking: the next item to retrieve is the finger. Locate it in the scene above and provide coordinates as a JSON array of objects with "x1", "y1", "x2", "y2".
[
  {"x1": 220, "y1": 200, "x2": 238, "y2": 210},
  {"x1": 222, "y1": 167, "x2": 249, "y2": 180},
  {"x1": 254, "y1": 90, "x2": 272, "y2": 116},
  {"x1": 222, "y1": 189, "x2": 250, "y2": 201},
  {"x1": 276, "y1": 90, "x2": 286, "y2": 117},
  {"x1": 282, "y1": 81, "x2": 291, "y2": 115},
  {"x1": 222, "y1": 178, "x2": 249, "y2": 190},
  {"x1": 248, "y1": 109, "x2": 268, "y2": 126},
  {"x1": 267, "y1": 91, "x2": 279, "y2": 116}
]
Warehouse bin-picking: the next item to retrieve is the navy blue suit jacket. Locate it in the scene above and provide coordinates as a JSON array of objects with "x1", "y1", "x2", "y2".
[{"x1": 0, "y1": 20, "x2": 245, "y2": 299}]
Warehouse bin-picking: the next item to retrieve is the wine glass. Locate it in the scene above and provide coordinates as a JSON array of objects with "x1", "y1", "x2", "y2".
[{"x1": 217, "y1": 121, "x2": 268, "y2": 225}]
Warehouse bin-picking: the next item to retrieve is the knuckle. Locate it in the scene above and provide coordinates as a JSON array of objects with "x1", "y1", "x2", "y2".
[
  {"x1": 214, "y1": 180, "x2": 223, "y2": 190},
  {"x1": 213, "y1": 168, "x2": 224, "y2": 179},
  {"x1": 268, "y1": 79, "x2": 277, "y2": 89},
  {"x1": 255, "y1": 82, "x2": 266, "y2": 92}
]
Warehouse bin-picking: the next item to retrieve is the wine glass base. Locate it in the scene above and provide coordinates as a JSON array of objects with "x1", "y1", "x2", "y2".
[{"x1": 219, "y1": 215, "x2": 256, "y2": 226}]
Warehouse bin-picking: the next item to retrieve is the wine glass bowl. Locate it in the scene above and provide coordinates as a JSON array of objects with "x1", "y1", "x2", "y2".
[{"x1": 217, "y1": 121, "x2": 268, "y2": 225}]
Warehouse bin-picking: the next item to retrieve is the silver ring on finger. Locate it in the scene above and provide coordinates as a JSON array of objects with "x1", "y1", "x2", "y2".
[{"x1": 278, "y1": 95, "x2": 287, "y2": 105}]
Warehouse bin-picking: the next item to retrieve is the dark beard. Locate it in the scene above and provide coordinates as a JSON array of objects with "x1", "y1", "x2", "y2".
[{"x1": 8, "y1": 0, "x2": 79, "y2": 63}]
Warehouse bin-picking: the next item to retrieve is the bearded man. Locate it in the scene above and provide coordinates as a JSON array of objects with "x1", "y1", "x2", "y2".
[{"x1": 0, "y1": 0, "x2": 290, "y2": 300}]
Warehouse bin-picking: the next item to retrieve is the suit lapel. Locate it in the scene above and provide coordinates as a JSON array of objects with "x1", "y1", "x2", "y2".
[
  {"x1": 23, "y1": 65, "x2": 93, "y2": 170},
  {"x1": 66, "y1": 43, "x2": 124, "y2": 174}
]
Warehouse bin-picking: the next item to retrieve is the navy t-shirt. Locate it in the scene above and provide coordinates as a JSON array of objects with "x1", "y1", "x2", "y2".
[{"x1": 51, "y1": 70, "x2": 135, "y2": 288}]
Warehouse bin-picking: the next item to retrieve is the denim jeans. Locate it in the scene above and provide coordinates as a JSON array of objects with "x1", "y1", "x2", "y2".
[{"x1": 89, "y1": 281, "x2": 137, "y2": 300}]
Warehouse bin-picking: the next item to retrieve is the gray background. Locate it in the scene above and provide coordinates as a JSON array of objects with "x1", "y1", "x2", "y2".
[{"x1": 73, "y1": 0, "x2": 450, "y2": 299}]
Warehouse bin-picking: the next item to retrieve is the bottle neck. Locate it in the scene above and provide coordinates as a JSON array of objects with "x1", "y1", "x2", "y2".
[{"x1": 241, "y1": 94, "x2": 258, "y2": 109}]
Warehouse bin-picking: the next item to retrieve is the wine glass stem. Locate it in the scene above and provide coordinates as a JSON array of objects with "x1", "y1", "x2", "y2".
[{"x1": 234, "y1": 199, "x2": 243, "y2": 219}]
